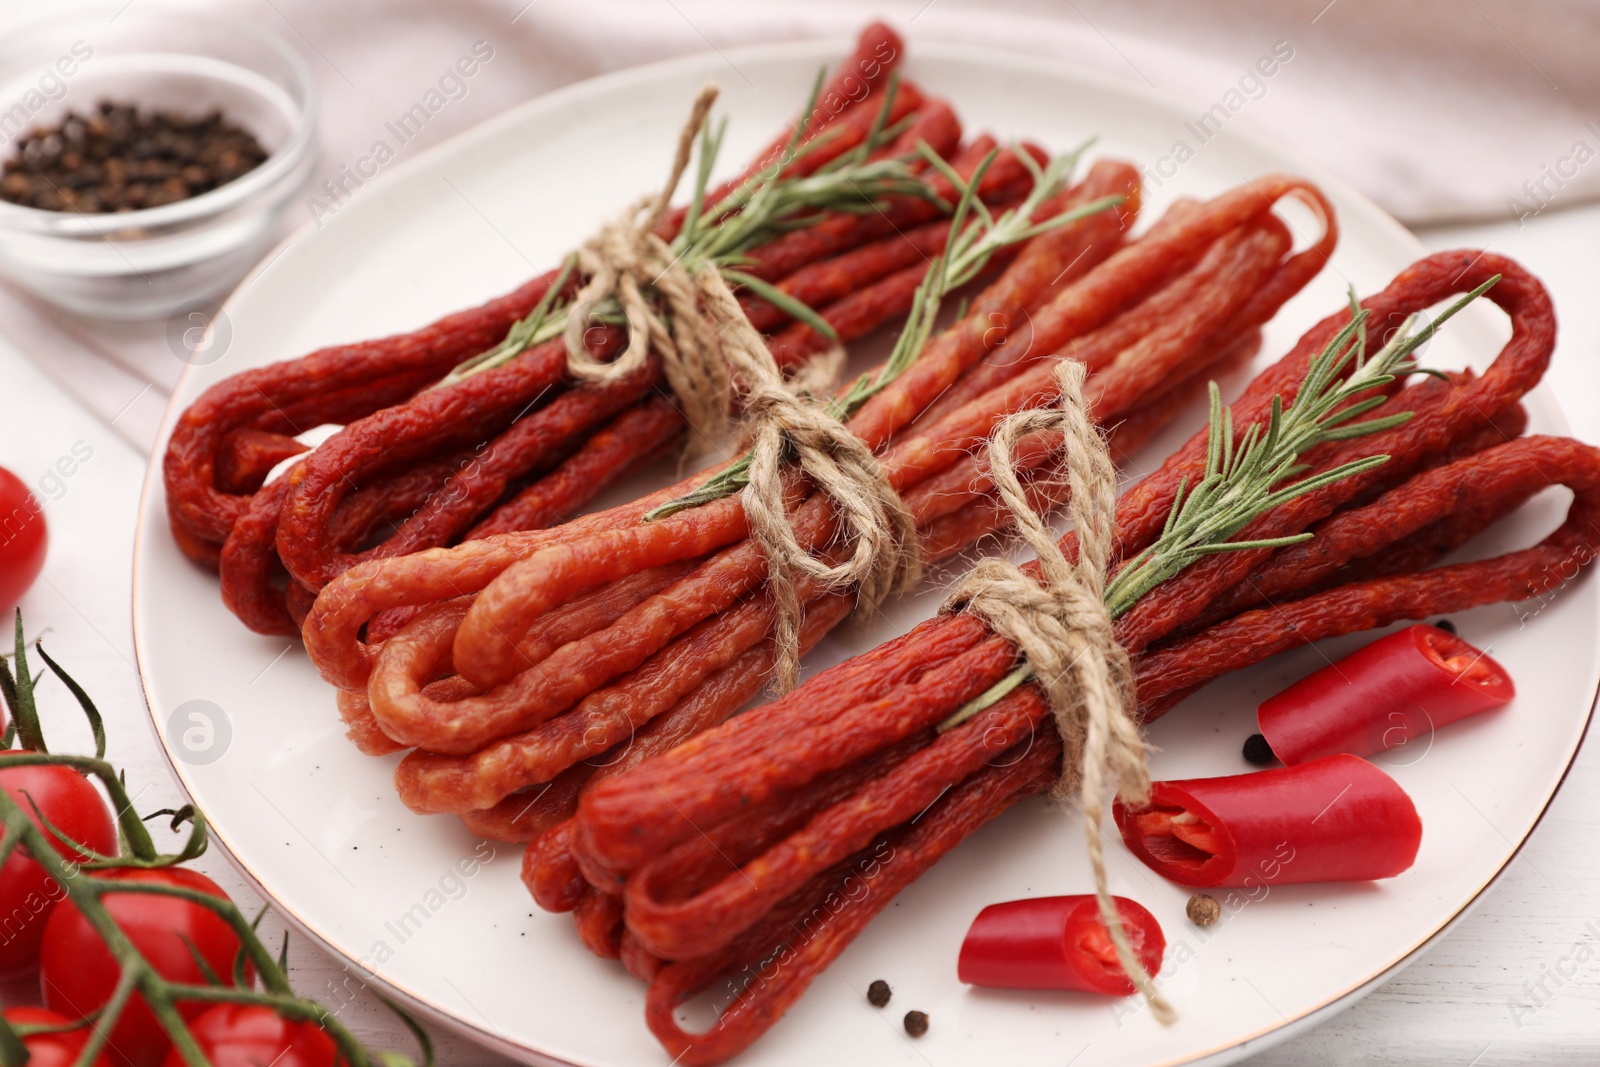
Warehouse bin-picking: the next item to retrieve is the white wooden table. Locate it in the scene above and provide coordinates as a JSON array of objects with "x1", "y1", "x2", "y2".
[{"x1": 2, "y1": 194, "x2": 1598, "y2": 1067}]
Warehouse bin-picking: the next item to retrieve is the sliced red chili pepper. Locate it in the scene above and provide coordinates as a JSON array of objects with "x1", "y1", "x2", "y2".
[
  {"x1": 1257, "y1": 624, "x2": 1514, "y2": 765},
  {"x1": 1113, "y1": 754, "x2": 1422, "y2": 887},
  {"x1": 957, "y1": 894, "x2": 1166, "y2": 995}
]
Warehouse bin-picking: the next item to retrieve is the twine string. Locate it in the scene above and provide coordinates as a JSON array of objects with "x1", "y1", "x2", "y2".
[
  {"x1": 560, "y1": 83, "x2": 918, "y2": 691},
  {"x1": 945, "y1": 359, "x2": 1176, "y2": 1026}
]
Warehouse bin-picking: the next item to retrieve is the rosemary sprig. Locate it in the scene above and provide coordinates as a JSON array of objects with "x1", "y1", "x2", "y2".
[
  {"x1": 677, "y1": 73, "x2": 925, "y2": 264},
  {"x1": 0, "y1": 612, "x2": 430, "y2": 1067},
  {"x1": 642, "y1": 141, "x2": 1123, "y2": 521},
  {"x1": 938, "y1": 275, "x2": 1501, "y2": 731},
  {"x1": 835, "y1": 140, "x2": 1115, "y2": 417},
  {"x1": 433, "y1": 72, "x2": 937, "y2": 389},
  {"x1": 433, "y1": 254, "x2": 577, "y2": 389}
]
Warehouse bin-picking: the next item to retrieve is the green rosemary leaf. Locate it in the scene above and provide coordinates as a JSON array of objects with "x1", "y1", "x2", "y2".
[
  {"x1": 442, "y1": 76, "x2": 943, "y2": 391},
  {"x1": 1382, "y1": 275, "x2": 1500, "y2": 366},
  {"x1": 1204, "y1": 382, "x2": 1224, "y2": 480},
  {"x1": 1161, "y1": 476, "x2": 1189, "y2": 540},
  {"x1": 722, "y1": 269, "x2": 838, "y2": 342},
  {"x1": 643, "y1": 456, "x2": 753, "y2": 522},
  {"x1": 1014, "y1": 139, "x2": 1048, "y2": 185},
  {"x1": 969, "y1": 195, "x2": 998, "y2": 232},
  {"x1": 781, "y1": 68, "x2": 828, "y2": 169},
  {"x1": 432, "y1": 253, "x2": 578, "y2": 389},
  {"x1": 1317, "y1": 410, "x2": 1417, "y2": 441},
  {"x1": 643, "y1": 126, "x2": 1126, "y2": 521},
  {"x1": 915, "y1": 138, "x2": 972, "y2": 196},
  {"x1": 1189, "y1": 533, "x2": 1314, "y2": 554},
  {"x1": 1255, "y1": 454, "x2": 1391, "y2": 512},
  {"x1": 682, "y1": 114, "x2": 726, "y2": 249},
  {"x1": 1313, "y1": 393, "x2": 1390, "y2": 429},
  {"x1": 1262, "y1": 394, "x2": 1283, "y2": 458},
  {"x1": 1013, "y1": 202, "x2": 1108, "y2": 243},
  {"x1": 842, "y1": 71, "x2": 901, "y2": 169},
  {"x1": 938, "y1": 664, "x2": 1033, "y2": 733},
  {"x1": 944, "y1": 276, "x2": 1501, "y2": 721},
  {"x1": 876, "y1": 112, "x2": 918, "y2": 150}
]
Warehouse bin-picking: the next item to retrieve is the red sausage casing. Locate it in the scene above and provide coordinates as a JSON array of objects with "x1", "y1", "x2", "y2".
[
  {"x1": 1113, "y1": 754, "x2": 1422, "y2": 888},
  {"x1": 1258, "y1": 624, "x2": 1514, "y2": 764}
]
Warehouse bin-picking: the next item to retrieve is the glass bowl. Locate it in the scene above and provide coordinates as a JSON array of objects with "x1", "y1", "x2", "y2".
[{"x1": 0, "y1": 5, "x2": 318, "y2": 319}]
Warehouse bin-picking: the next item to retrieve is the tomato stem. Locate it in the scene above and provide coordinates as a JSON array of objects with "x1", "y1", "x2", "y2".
[
  {"x1": 0, "y1": 790, "x2": 422, "y2": 1067},
  {"x1": 0, "y1": 612, "x2": 431, "y2": 1067},
  {"x1": 1, "y1": 611, "x2": 47, "y2": 754},
  {"x1": 79, "y1": 970, "x2": 139, "y2": 1066},
  {"x1": 0, "y1": 750, "x2": 162, "y2": 862},
  {"x1": 33, "y1": 641, "x2": 107, "y2": 760}
]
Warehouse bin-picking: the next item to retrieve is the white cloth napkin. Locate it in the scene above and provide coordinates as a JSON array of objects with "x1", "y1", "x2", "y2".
[{"x1": 4, "y1": 0, "x2": 1597, "y2": 445}]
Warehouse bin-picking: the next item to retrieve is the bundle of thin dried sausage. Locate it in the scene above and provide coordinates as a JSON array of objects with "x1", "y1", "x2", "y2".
[
  {"x1": 564, "y1": 251, "x2": 1591, "y2": 1065},
  {"x1": 297, "y1": 171, "x2": 1337, "y2": 867},
  {"x1": 163, "y1": 24, "x2": 1064, "y2": 634}
]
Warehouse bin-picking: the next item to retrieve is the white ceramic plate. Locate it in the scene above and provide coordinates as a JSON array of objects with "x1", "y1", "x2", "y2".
[{"x1": 132, "y1": 36, "x2": 1597, "y2": 1067}]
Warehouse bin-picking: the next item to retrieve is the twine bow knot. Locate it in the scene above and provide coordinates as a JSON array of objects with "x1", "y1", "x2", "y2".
[
  {"x1": 563, "y1": 85, "x2": 735, "y2": 446},
  {"x1": 946, "y1": 358, "x2": 1176, "y2": 1025},
  {"x1": 561, "y1": 83, "x2": 918, "y2": 691}
]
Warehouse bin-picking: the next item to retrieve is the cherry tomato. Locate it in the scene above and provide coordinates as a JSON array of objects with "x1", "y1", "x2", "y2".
[
  {"x1": 0, "y1": 756, "x2": 118, "y2": 979},
  {"x1": 0, "y1": 466, "x2": 47, "y2": 610},
  {"x1": 162, "y1": 1004, "x2": 342, "y2": 1067},
  {"x1": 40, "y1": 866, "x2": 253, "y2": 1067},
  {"x1": 2, "y1": 1007, "x2": 113, "y2": 1067}
]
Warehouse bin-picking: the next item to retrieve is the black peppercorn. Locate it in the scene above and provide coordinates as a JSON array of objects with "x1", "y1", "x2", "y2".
[
  {"x1": 1434, "y1": 618, "x2": 1457, "y2": 635},
  {"x1": 0, "y1": 101, "x2": 268, "y2": 214},
  {"x1": 1242, "y1": 733, "x2": 1276, "y2": 766},
  {"x1": 866, "y1": 979, "x2": 891, "y2": 1007},
  {"x1": 903, "y1": 1010, "x2": 929, "y2": 1038}
]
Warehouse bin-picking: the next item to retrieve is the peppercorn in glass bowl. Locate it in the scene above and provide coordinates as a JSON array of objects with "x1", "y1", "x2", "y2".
[{"x1": 0, "y1": 6, "x2": 318, "y2": 319}]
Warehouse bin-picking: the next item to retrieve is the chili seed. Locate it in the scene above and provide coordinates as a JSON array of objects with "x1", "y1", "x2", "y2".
[
  {"x1": 1242, "y1": 732, "x2": 1276, "y2": 766},
  {"x1": 866, "y1": 979, "x2": 891, "y2": 1007},
  {"x1": 1186, "y1": 893, "x2": 1221, "y2": 926},
  {"x1": 902, "y1": 1010, "x2": 929, "y2": 1038},
  {"x1": 0, "y1": 101, "x2": 268, "y2": 214}
]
